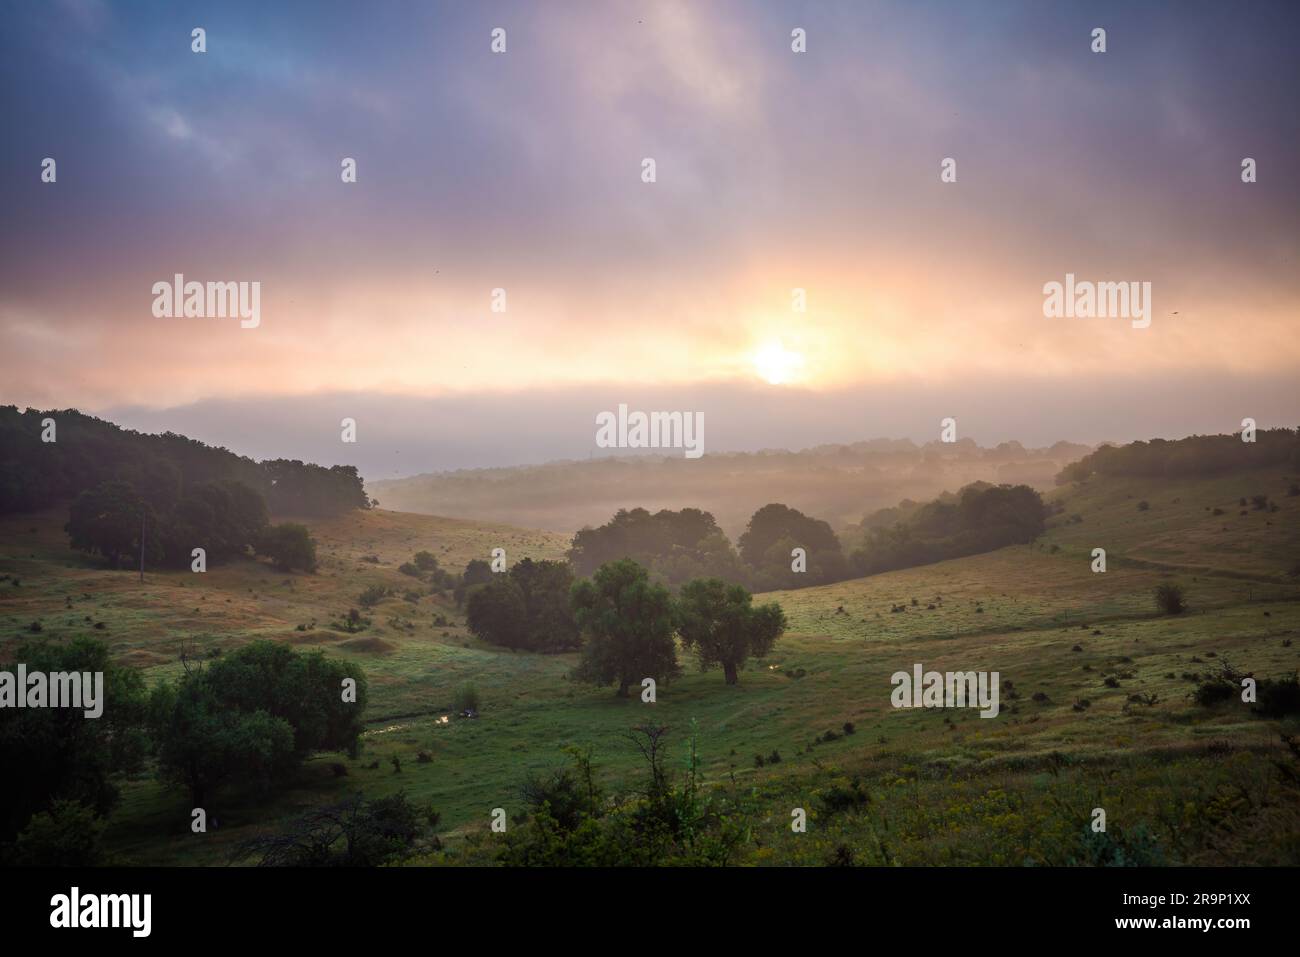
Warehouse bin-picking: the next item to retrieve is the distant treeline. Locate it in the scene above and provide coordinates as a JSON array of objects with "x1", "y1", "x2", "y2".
[
  {"x1": 1056, "y1": 428, "x2": 1300, "y2": 484},
  {"x1": 0, "y1": 406, "x2": 370, "y2": 517}
]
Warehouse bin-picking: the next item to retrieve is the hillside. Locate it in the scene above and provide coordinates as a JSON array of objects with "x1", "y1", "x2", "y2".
[
  {"x1": 1, "y1": 467, "x2": 1297, "y2": 866},
  {"x1": 369, "y1": 439, "x2": 1091, "y2": 537}
]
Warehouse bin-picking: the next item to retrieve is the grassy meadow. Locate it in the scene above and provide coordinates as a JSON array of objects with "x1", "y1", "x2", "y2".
[{"x1": 1, "y1": 467, "x2": 1297, "y2": 866}]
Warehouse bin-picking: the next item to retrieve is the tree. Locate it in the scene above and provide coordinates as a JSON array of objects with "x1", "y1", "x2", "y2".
[
  {"x1": 160, "y1": 479, "x2": 268, "y2": 567},
  {"x1": 257, "y1": 522, "x2": 317, "y2": 572},
  {"x1": 65, "y1": 481, "x2": 157, "y2": 568},
  {"x1": 467, "y1": 577, "x2": 528, "y2": 648},
  {"x1": 454, "y1": 558, "x2": 495, "y2": 605},
  {"x1": 150, "y1": 679, "x2": 295, "y2": 808},
  {"x1": 567, "y1": 507, "x2": 746, "y2": 586},
  {"x1": 738, "y1": 503, "x2": 846, "y2": 587},
  {"x1": 571, "y1": 559, "x2": 680, "y2": 696},
  {"x1": 467, "y1": 559, "x2": 581, "y2": 652},
  {"x1": 150, "y1": 641, "x2": 367, "y2": 806},
  {"x1": 0, "y1": 637, "x2": 149, "y2": 841},
  {"x1": 677, "y1": 578, "x2": 787, "y2": 685}
]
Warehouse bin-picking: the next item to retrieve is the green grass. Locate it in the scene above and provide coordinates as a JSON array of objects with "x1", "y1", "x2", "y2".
[{"x1": 1, "y1": 466, "x2": 1298, "y2": 865}]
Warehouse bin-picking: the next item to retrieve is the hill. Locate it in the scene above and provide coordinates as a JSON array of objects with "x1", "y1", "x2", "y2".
[
  {"x1": 369, "y1": 439, "x2": 1091, "y2": 537},
  {"x1": 2, "y1": 458, "x2": 1297, "y2": 865}
]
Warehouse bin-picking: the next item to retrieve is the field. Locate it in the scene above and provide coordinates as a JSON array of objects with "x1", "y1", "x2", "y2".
[{"x1": 2, "y1": 467, "x2": 1298, "y2": 866}]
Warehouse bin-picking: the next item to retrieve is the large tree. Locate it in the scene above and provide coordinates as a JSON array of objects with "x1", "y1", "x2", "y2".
[
  {"x1": 65, "y1": 480, "x2": 157, "y2": 568},
  {"x1": 466, "y1": 559, "x2": 580, "y2": 652},
  {"x1": 571, "y1": 559, "x2": 680, "y2": 697},
  {"x1": 151, "y1": 641, "x2": 367, "y2": 806},
  {"x1": 0, "y1": 637, "x2": 149, "y2": 842},
  {"x1": 677, "y1": 578, "x2": 787, "y2": 685},
  {"x1": 738, "y1": 503, "x2": 846, "y2": 588}
]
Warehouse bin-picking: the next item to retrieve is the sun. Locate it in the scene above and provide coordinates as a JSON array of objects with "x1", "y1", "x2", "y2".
[{"x1": 752, "y1": 341, "x2": 805, "y2": 385}]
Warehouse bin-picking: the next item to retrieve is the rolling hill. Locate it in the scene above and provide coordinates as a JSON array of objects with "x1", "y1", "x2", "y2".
[{"x1": 1, "y1": 464, "x2": 1297, "y2": 866}]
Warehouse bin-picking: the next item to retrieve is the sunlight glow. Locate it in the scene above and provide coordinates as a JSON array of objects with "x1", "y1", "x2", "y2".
[{"x1": 752, "y1": 341, "x2": 805, "y2": 385}]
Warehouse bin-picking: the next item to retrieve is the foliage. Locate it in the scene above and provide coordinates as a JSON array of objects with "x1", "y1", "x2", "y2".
[
  {"x1": 0, "y1": 405, "x2": 368, "y2": 517},
  {"x1": 568, "y1": 507, "x2": 748, "y2": 587},
  {"x1": 257, "y1": 522, "x2": 318, "y2": 572},
  {"x1": 150, "y1": 641, "x2": 367, "y2": 805},
  {"x1": 5, "y1": 799, "x2": 109, "y2": 867},
  {"x1": 571, "y1": 560, "x2": 680, "y2": 696},
  {"x1": 1154, "y1": 583, "x2": 1186, "y2": 615},
  {"x1": 676, "y1": 577, "x2": 786, "y2": 684},
  {"x1": 739, "y1": 503, "x2": 847, "y2": 588},
  {"x1": 1057, "y1": 429, "x2": 1300, "y2": 484},
  {"x1": 850, "y1": 483, "x2": 1046, "y2": 576},
  {"x1": 234, "y1": 792, "x2": 440, "y2": 866},
  {"x1": 466, "y1": 558, "x2": 580, "y2": 652},
  {"x1": 0, "y1": 637, "x2": 149, "y2": 841}
]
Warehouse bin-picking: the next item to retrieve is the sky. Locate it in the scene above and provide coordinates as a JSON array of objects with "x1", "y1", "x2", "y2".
[{"x1": 2, "y1": 0, "x2": 1297, "y2": 477}]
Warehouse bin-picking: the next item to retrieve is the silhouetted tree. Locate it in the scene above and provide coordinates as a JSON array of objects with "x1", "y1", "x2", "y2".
[
  {"x1": 571, "y1": 560, "x2": 680, "y2": 696},
  {"x1": 677, "y1": 578, "x2": 786, "y2": 684}
]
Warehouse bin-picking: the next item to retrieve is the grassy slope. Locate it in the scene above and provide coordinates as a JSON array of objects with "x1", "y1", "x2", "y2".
[{"x1": 1, "y1": 467, "x2": 1297, "y2": 865}]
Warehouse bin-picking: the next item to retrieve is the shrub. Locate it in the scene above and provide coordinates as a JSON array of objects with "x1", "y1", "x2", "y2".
[
  {"x1": 454, "y1": 683, "x2": 480, "y2": 713},
  {"x1": 257, "y1": 523, "x2": 317, "y2": 573},
  {"x1": 1255, "y1": 672, "x2": 1300, "y2": 717},
  {"x1": 1153, "y1": 583, "x2": 1186, "y2": 615},
  {"x1": 357, "y1": 585, "x2": 388, "y2": 609},
  {"x1": 8, "y1": 800, "x2": 108, "y2": 867},
  {"x1": 820, "y1": 777, "x2": 870, "y2": 814}
]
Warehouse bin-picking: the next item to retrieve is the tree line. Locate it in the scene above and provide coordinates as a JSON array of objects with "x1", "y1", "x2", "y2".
[
  {"x1": 565, "y1": 485, "x2": 1046, "y2": 593},
  {"x1": 1056, "y1": 428, "x2": 1300, "y2": 484},
  {"x1": 0, "y1": 406, "x2": 370, "y2": 517},
  {"x1": 849, "y1": 482, "x2": 1047, "y2": 576}
]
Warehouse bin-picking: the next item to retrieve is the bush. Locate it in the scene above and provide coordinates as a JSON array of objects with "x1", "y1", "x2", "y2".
[
  {"x1": 520, "y1": 767, "x2": 596, "y2": 831},
  {"x1": 1153, "y1": 583, "x2": 1186, "y2": 615},
  {"x1": 1255, "y1": 672, "x2": 1300, "y2": 717},
  {"x1": 357, "y1": 585, "x2": 388, "y2": 609},
  {"x1": 820, "y1": 777, "x2": 870, "y2": 814},
  {"x1": 257, "y1": 523, "x2": 317, "y2": 573},
  {"x1": 467, "y1": 558, "x2": 580, "y2": 653},
  {"x1": 454, "y1": 683, "x2": 480, "y2": 713},
  {"x1": 7, "y1": 800, "x2": 108, "y2": 866},
  {"x1": 235, "y1": 793, "x2": 439, "y2": 866}
]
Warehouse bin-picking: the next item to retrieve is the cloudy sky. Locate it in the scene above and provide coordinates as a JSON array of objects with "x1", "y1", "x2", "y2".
[{"x1": 2, "y1": 0, "x2": 1297, "y2": 476}]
